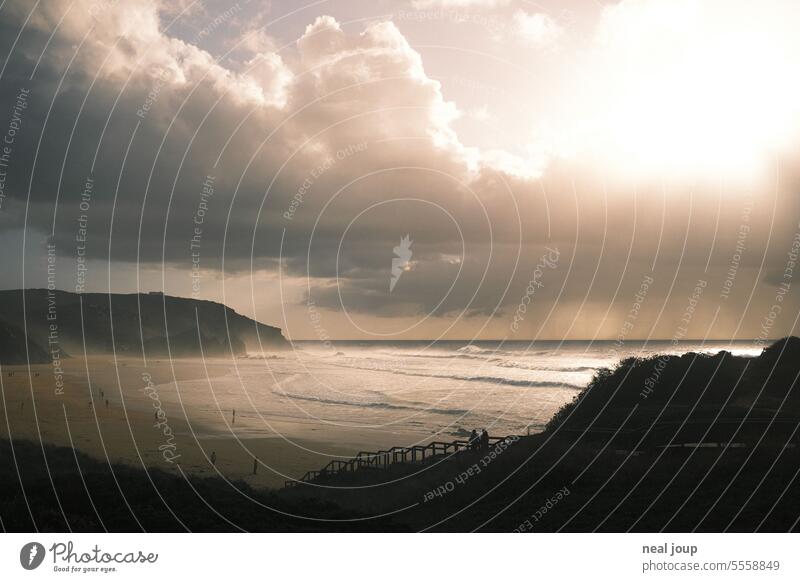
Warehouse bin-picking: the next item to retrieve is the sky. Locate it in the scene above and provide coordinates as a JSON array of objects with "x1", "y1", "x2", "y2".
[{"x1": 1, "y1": 0, "x2": 799, "y2": 341}]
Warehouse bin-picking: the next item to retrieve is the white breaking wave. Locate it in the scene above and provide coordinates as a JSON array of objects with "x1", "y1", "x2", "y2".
[
  {"x1": 327, "y1": 359, "x2": 585, "y2": 389},
  {"x1": 241, "y1": 352, "x2": 284, "y2": 360},
  {"x1": 272, "y1": 389, "x2": 470, "y2": 415},
  {"x1": 438, "y1": 374, "x2": 585, "y2": 389},
  {"x1": 494, "y1": 359, "x2": 597, "y2": 372},
  {"x1": 456, "y1": 345, "x2": 507, "y2": 356}
]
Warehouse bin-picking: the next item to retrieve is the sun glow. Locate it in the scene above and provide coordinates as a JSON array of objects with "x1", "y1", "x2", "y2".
[{"x1": 544, "y1": 0, "x2": 800, "y2": 181}]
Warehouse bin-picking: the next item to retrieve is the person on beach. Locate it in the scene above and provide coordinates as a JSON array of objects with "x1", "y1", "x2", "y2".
[
  {"x1": 480, "y1": 429, "x2": 489, "y2": 451},
  {"x1": 469, "y1": 429, "x2": 479, "y2": 451},
  {"x1": 252, "y1": 456, "x2": 258, "y2": 475},
  {"x1": 232, "y1": 409, "x2": 236, "y2": 425},
  {"x1": 210, "y1": 451, "x2": 217, "y2": 466},
  {"x1": 105, "y1": 399, "x2": 109, "y2": 409}
]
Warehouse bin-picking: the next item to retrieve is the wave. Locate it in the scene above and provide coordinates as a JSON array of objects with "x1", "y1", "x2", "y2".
[
  {"x1": 456, "y1": 345, "x2": 507, "y2": 356},
  {"x1": 373, "y1": 347, "x2": 583, "y2": 368},
  {"x1": 443, "y1": 374, "x2": 585, "y2": 389},
  {"x1": 494, "y1": 360, "x2": 597, "y2": 373},
  {"x1": 375, "y1": 345, "x2": 509, "y2": 360},
  {"x1": 453, "y1": 346, "x2": 553, "y2": 358},
  {"x1": 246, "y1": 349, "x2": 595, "y2": 379},
  {"x1": 241, "y1": 353, "x2": 285, "y2": 360},
  {"x1": 329, "y1": 355, "x2": 590, "y2": 388},
  {"x1": 272, "y1": 389, "x2": 470, "y2": 416},
  {"x1": 328, "y1": 360, "x2": 584, "y2": 390},
  {"x1": 373, "y1": 349, "x2": 494, "y2": 361}
]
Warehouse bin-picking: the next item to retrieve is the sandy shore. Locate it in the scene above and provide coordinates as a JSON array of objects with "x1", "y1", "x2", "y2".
[{"x1": 0, "y1": 355, "x2": 424, "y2": 489}]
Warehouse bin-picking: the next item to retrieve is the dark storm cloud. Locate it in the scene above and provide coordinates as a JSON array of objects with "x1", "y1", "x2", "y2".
[{"x1": 0, "y1": 0, "x2": 527, "y2": 321}]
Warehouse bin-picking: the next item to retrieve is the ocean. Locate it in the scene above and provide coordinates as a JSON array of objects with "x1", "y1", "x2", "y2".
[{"x1": 193, "y1": 340, "x2": 764, "y2": 443}]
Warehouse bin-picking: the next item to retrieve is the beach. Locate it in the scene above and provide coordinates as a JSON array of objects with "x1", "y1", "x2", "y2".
[
  {"x1": 0, "y1": 340, "x2": 762, "y2": 490},
  {"x1": 0, "y1": 355, "x2": 390, "y2": 489}
]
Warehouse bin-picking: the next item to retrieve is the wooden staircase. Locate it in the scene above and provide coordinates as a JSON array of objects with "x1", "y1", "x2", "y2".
[{"x1": 284, "y1": 435, "x2": 518, "y2": 488}]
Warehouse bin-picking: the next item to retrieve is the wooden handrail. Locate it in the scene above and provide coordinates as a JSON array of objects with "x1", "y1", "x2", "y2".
[{"x1": 284, "y1": 434, "x2": 520, "y2": 488}]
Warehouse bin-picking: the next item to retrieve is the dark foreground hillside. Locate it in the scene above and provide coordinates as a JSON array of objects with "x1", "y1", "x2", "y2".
[
  {"x1": 284, "y1": 338, "x2": 800, "y2": 532},
  {"x1": 0, "y1": 439, "x2": 402, "y2": 532},
  {"x1": 3, "y1": 338, "x2": 799, "y2": 531}
]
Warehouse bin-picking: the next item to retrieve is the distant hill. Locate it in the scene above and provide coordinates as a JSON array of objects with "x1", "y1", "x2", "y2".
[{"x1": 0, "y1": 289, "x2": 287, "y2": 360}]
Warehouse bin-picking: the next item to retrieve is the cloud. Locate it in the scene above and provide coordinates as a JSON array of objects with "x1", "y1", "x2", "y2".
[
  {"x1": 411, "y1": 0, "x2": 511, "y2": 9},
  {"x1": 513, "y1": 10, "x2": 563, "y2": 47},
  {"x1": 0, "y1": 2, "x2": 491, "y2": 299}
]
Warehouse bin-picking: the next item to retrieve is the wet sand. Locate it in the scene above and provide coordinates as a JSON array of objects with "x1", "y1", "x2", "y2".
[{"x1": 0, "y1": 355, "x2": 416, "y2": 489}]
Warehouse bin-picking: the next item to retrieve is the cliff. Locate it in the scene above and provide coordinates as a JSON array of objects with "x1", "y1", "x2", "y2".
[{"x1": 0, "y1": 289, "x2": 288, "y2": 360}]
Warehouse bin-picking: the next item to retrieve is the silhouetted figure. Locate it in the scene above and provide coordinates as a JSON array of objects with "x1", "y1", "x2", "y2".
[
  {"x1": 154, "y1": 411, "x2": 158, "y2": 421},
  {"x1": 480, "y1": 429, "x2": 489, "y2": 450},
  {"x1": 469, "y1": 429, "x2": 479, "y2": 451},
  {"x1": 105, "y1": 399, "x2": 109, "y2": 409},
  {"x1": 232, "y1": 409, "x2": 236, "y2": 425},
  {"x1": 252, "y1": 456, "x2": 258, "y2": 475},
  {"x1": 210, "y1": 451, "x2": 217, "y2": 466}
]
